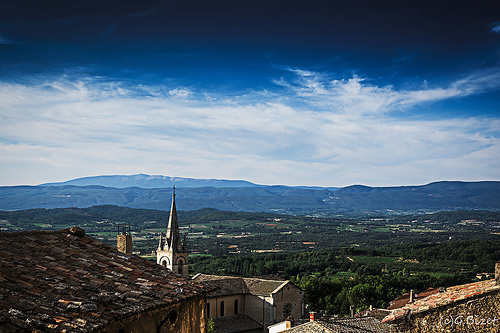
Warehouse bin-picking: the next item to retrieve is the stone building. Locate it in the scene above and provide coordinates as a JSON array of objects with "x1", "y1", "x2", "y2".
[
  {"x1": 157, "y1": 187, "x2": 190, "y2": 278},
  {"x1": 0, "y1": 226, "x2": 207, "y2": 332},
  {"x1": 193, "y1": 273, "x2": 304, "y2": 332}
]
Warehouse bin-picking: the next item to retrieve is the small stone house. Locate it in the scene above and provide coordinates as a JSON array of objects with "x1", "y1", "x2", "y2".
[
  {"x1": 193, "y1": 273, "x2": 304, "y2": 332},
  {"x1": 0, "y1": 227, "x2": 207, "y2": 332}
]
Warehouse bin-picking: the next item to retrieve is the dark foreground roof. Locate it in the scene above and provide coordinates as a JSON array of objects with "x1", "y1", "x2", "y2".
[{"x1": 0, "y1": 227, "x2": 205, "y2": 332}]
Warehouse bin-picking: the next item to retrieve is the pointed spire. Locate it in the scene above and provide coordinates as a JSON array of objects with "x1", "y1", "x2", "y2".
[
  {"x1": 158, "y1": 233, "x2": 164, "y2": 251},
  {"x1": 166, "y1": 186, "x2": 180, "y2": 250},
  {"x1": 183, "y1": 232, "x2": 188, "y2": 251}
]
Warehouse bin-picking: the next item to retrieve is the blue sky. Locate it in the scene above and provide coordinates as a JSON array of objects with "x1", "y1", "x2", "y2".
[{"x1": 1, "y1": 0, "x2": 499, "y2": 187}]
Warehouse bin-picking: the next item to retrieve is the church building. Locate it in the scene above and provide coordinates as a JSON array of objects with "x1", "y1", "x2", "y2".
[{"x1": 157, "y1": 187, "x2": 190, "y2": 278}]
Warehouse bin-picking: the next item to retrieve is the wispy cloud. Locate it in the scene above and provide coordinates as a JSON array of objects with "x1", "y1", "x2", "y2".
[
  {"x1": 491, "y1": 22, "x2": 500, "y2": 34},
  {"x1": 0, "y1": 69, "x2": 499, "y2": 187},
  {"x1": 0, "y1": 33, "x2": 14, "y2": 44},
  {"x1": 276, "y1": 67, "x2": 500, "y2": 115}
]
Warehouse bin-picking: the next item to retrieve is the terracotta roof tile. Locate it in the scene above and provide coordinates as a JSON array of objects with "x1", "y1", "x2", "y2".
[
  {"x1": 0, "y1": 228, "x2": 206, "y2": 332},
  {"x1": 386, "y1": 287, "x2": 439, "y2": 310}
]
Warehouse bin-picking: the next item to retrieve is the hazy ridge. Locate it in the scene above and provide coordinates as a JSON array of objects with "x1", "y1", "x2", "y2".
[{"x1": 1, "y1": 175, "x2": 498, "y2": 214}]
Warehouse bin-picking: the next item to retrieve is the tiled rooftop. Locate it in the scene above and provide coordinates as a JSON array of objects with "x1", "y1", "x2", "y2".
[
  {"x1": 283, "y1": 317, "x2": 389, "y2": 333},
  {"x1": 354, "y1": 308, "x2": 391, "y2": 321},
  {"x1": 214, "y1": 314, "x2": 262, "y2": 333},
  {"x1": 0, "y1": 227, "x2": 206, "y2": 332},
  {"x1": 191, "y1": 274, "x2": 249, "y2": 297},
  {"x1": 244, "y1": 278, "x2": 288, "y2": 296},
  {"x1": 192, "y1": 274, "x2": 292, "y2": 297},
  {"x1": 386, "y1": 287, "x2": 439, "y2": 310},
  {"x1": 382, "y1": 278, "x2": 500, "y2": 322}
]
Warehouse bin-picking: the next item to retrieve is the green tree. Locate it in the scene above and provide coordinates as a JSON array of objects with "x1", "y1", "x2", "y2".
[{"x1": 207, "y1": 318, "x2": 216, "y2": 333}]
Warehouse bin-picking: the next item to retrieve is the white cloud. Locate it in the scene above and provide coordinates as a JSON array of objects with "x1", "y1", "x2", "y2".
[
  {"x1": 168, "y1": 88, "x2": 193, "y2": 98},
  {"x1": 279, "y1": 67, "x2": 500, "y2": 116},
  {"x1": 0, "y1": 70, "x2": 499, "y2": 187}
]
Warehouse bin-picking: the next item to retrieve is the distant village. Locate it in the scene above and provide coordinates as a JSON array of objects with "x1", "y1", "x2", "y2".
[{"x1": 1, "y1": 190, "x2": 500, "y2": 332}]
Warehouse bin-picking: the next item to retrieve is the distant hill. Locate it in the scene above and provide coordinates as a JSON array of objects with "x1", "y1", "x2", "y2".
[
  {"x1": 1, "y1": 179, "x2": 499, "y2": 215},
  {"x1": 41, "y1": 174, "x2": 262, "y2": 189}
]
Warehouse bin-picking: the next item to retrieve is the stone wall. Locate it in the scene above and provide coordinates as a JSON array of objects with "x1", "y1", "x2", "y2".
[
  {"x1": 246, "y1": 294, "x2": 273, "y2": 326},
  {"x1": 273, "y1": 283, "x2": 303, "y2": 323},
  {"x1": 388, "y1": 290, "x2": 500, "y2": 333},
  {"x1": 206, "y1": 294, "x2": 246, "y2": 318},
  {"x1": 101, "y1": 296, "x2": 206, "y2": 333}
]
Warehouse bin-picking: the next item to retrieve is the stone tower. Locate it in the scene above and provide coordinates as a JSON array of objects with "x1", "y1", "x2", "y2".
[
  {"x1": 117, "y1": 225, "x2": 132, "y2": 255},
  {"x1": 157, "y1": 187, "x2": 189, "y2": 277}
]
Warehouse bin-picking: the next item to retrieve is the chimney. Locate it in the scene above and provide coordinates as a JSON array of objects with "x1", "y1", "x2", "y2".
[
  {"x1": 309, "y1": 312, "x2": 316, "y2": 321},
  {"x1": 117, "y1": 225, "x2": 132, "y2": 255},
  {"x1": 285, "y1": 317, "x2": 294, "y2": 328},
  {"x1": 409, "y1": 290, "x2": 414, "y2": 303},
  {"x1": 496, "y1": 262, "x2": 500, "y2": 285}
]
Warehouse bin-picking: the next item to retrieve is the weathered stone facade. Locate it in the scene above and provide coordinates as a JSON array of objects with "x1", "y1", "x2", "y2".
[
  {"x1": 382, "y1": 268, "x2": 500, "y2": 333},
  {"x1": 274, "y1": 283, "x2": 304, "y2": 323},
  {"x1": 117, "y1": 232, "x2": 132, "y2": 255},
  {"x1": 387, "y1": 289, "x2": 500, "y2": 333}
]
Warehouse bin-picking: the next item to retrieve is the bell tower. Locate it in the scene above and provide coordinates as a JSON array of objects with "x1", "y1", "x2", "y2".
[{"x1": 157, "y1": 186, "x2": 189, "y2": 277}]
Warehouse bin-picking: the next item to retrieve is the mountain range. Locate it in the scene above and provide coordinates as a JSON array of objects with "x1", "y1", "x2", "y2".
[
  {"x1": 0, "y1": 174, "x2": 498, "y2": 215},
  {"x1": 40, "y1": 174, "x2": 338, "y2": 190}
]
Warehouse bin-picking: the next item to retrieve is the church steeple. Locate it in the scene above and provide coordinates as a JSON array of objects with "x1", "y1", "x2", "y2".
[
  {"x1": 156, "y1": 186, "x2": 189, "y2": 277},
  {"x1": 165, "y1": 185, "x2": 180, "y2": 251}
]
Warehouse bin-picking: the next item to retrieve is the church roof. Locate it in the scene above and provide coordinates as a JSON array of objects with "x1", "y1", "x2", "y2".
[
  {"x1": 192, "y1": 274, "x2": 297, "y2": 297},
  {"x1": 244, "y1": 278, "x2": 289, "y2": 296},
  {"x1": 191, "y1": 274, "x2": 249, "y2": 297},
  {"x1": 0, "y1": 227, "x2": 206, "y2": 332}
]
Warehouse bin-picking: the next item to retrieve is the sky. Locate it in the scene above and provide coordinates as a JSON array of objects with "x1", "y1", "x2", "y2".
[{"x1": 1, "y1": 0, "x2": 499, "y2": 187}]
